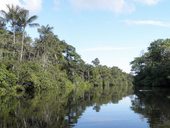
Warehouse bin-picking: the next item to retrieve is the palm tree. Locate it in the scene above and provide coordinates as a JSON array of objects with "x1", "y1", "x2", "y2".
[
  {"x1": 18, "y1": 9, "x2": 39, "y2": 61},
  {"x1": 37, "y1": 25, "x2": 54, "y2": 67},
  {"x1": 0, "y1": 5, "x2": 20, "y2": 45},
  {"x1": 38, "y1": 24, "x2": 54, "y2": 39}
]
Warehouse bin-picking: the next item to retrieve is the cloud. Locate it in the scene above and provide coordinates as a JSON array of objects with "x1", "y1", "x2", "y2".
[
  {"x1": 0, "y1": 0, "x2": 42, "y2": 12},
  {"x1": 134, "y1": 0, "x2": 160, "y2": 5},
  {"x1": 70, "y1": 0, "x2": 134, "y2": 13},
  {"x1": 0, "y1": 0, "x2": 20, "y2": 11},
  {"x1": 21, "y1": 0, "x2": 42, "y2": 12},
  {"x1": 125, "y1": 20, "x2": 170, "y2": 27},
  {"x1": 84, "y1": 46, "x2": 135, "y2": 52},
  {"x1": 69, "y1": 0, "x2": 161, "y2": 13}
]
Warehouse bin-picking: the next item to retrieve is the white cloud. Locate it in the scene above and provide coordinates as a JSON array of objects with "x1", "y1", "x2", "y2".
[
  {"x1": 0, "y1": 0, "x2": 20, "y2": 11},
  {"x1": 69, "y1": 0, "x2": 161, "y2": 13},
  {"x1": 0, "y1": 0, "x2": 42, "y2": 12},
  {"x1": 84, "y1": 46, "x2": 135, "y2": 52},
  {"x1": 22, "y1": 0, "x2": 42, "y2": 12},
  {"x1": 125, "y1": 20, "x2": 170, "y2": 27},
  {"x1": 70, "y1": 0, "x2": 134, "y2": 13},
  {"x1": 134, "y1": 0, "x2": 160, "y2": 5}
]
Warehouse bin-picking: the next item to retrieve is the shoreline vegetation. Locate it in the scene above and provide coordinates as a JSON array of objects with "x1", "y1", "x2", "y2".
[
  {"x1": 131, "y1": 39, "x2": 170, "y2": 87},
  {"x1": 0, "y1": 5, "x2": 133, "y2": 96}
]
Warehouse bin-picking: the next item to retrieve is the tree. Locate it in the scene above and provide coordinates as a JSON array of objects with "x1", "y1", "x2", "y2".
[
  {"x1": 38, "y1": 24, "x2": 54, "y2": 39},
  {"x1": 92, "y1": 58, "x2": 100, "y2": 66},
  {"x1": 36, "y1": 25, "x2": 62, "y2": 67},
  {"x1": 0, "y1": 5, "x2": 20, "y2": 45},
  {"x1": 37, "y1": 25, "x2": 54, "y2": 65},
  {"x1": 18, "y1": 9, "x2": 39, "y2": 61}
]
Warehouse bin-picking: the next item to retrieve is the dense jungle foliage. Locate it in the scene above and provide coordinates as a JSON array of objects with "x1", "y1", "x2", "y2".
[
  {"x1": 131, "y1": 39, "x2": 170, "y2": 87},
  {"x1": 0, "y1": 5, "x2": 133, "y2": 95}
]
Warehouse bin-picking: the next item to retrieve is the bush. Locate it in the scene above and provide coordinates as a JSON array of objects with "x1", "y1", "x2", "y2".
[{"x1": 0, "y1": 64, "x2": 17, "y2": 88}]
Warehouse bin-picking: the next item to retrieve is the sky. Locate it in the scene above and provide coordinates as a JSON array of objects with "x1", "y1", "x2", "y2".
[{"x1": 1, "y1": 0, "x2": 170, "y2": 72}]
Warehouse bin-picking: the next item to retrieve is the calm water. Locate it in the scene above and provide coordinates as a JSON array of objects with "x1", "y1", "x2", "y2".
[
  {"x1": 74, "y1": 96, "x2": 148, "y2": 128},
  {"x1": 1, "y1": 86, "x2": 170, "y2": 128}
]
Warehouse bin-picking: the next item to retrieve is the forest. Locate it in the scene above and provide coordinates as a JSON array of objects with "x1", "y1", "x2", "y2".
[
  {"x1": 0, "y1": 5, "x2": 133, "y2": 95},
  {"x1": 131, "y1": 39, "x2": 170, "y2": 87}
]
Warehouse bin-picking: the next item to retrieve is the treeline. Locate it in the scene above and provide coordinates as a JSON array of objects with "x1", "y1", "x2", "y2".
[
  {"x1": 0, "y1": 5, "x2": 132, "y2": 94},
  {"x1": 131, "y1": 39, "x2": 170, "y2": 87}
]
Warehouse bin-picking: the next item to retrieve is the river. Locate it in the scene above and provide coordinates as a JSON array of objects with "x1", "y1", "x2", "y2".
[{"x1": 0, "y1": 86, "x2": 170, "y2": 128}]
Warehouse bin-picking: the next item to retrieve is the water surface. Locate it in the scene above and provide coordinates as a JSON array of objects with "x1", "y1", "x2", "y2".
[
  {"x1": 74, "y1": 96, "x2": 148, "y2": 128},
  {"x1": 0, "y1": 86, "x2": 170, "y2": 128}
]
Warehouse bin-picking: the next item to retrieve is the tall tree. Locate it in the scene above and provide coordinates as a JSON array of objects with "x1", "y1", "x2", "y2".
[
  {"x1": 0, "y1": 5, "x2": 20, "y2": 45},
  {"x1": 37, "y1": 25, "x2": 54, "y2": 67},
  {"x1": 18, "y1": 9, "x2": 39, "y2": 61},
  {"x1": 38, "y1": 24, "x2": 54, "y2": 39}
]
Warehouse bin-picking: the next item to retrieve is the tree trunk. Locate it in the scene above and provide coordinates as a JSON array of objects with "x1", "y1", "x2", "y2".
[
  {"x1": 43, "y1": 54, "x2": 47, "y2": 68},
  {"x1": 20, "y1": 30, "x2": 25, "y2": 62},
  {"x1": 13, "y1": 26, "x2": 16, "y2": 57},
  {"x1": 43, "y1": 41, "x2": 47, "y2": 68},
  {"x1": 0, "y1": 49, "x2": 2, "y2": 60},
  {"x1": 13, "y1": 26, "x2": 16, "y2": 44}
]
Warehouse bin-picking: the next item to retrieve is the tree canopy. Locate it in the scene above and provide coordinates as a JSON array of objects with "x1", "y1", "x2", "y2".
[{"x1": 131, "y1": 39, "x2": 170, "y2": 87}]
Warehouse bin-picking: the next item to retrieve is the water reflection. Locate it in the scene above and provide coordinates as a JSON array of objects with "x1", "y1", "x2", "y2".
[
  {"x1": 2, "y1": 85, "x2": 170, "y2": 128},
  {"x1": 0, "y1": 85, "x2": 132, "y2": 128},
  {"x1": 131, "y1": 87, "x2": 170, "y2": 128}
]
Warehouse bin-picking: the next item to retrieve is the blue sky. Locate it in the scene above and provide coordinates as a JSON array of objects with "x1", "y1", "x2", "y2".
[{"x1": 1, "y1": 0, "x2": 170, "y2": 72}]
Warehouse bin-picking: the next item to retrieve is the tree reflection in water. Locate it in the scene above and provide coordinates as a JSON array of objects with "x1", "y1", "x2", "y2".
[
  {"x1": 0, "y1": 84, "x2": 132, "y2": 128},
  {"x1": 131, "y1": 87, "x2": 170, "y2": 128}
]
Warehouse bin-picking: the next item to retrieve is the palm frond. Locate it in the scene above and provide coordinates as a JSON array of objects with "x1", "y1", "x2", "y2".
[
  {"x1": 0, "y1": 10, "x2": 8, "y2": 17},
  {"x1": 38, "y1": 25, "x2": 53, "y2": 35},
  {"x1": 29, "y1": 23, "x2": 39, "y2": 27},
  {"x1": 27, "y1": 15, "x2": 38, "y2": 24}
]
